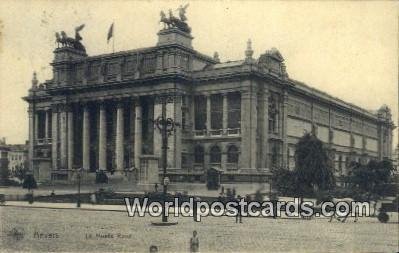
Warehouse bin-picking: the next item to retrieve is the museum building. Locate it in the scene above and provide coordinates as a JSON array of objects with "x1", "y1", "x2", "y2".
[{"x1": 23, "y1": 14, "x2": 395, "y2": 183}]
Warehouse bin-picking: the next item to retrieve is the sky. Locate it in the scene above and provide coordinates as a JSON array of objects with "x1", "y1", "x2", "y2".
[{"x1": 0, "y1": 0, "x2": 398, "y2": 148}]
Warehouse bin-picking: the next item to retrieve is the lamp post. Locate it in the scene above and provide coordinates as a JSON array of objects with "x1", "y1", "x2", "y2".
[
  {"x1": 75, "y1": 167, "x2": 83, "y2": 208},
  {"x1": 152, "y1": 96, "x2": 179, "y2": 225}
]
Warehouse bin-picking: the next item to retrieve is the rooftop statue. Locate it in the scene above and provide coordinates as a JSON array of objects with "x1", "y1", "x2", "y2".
[
  {"x1": 159, "y1": 5, "x2": 191, "y2": 33},
  {"x1": 55, "y1": 24, "x2": 86, "y2": 52},
  {"x1": 177, "y1": 4, "x2": 189, "y2": 22}
]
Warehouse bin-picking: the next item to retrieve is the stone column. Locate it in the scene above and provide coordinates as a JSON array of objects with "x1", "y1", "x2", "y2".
[
  {"x1": 222, "y1": 93, "x2": 228, "y2": 134},
  {"x1": 67, "y1": 108, "x2": 74, "y2": 170},
  {"x1": 281, "y1": 91, "x2": 289, "y2": 168},
  {"x1": 34, "y1": 111, "x2": 39, "y2": 140},
  {"x1": 82, "y1": 105, "x2": 90, "y2": 170},
  {"x1": 206, "y1": 95, "x2": 211, "y2": 133},
  {"x1": 174, "y1": 96, "x2": 182, "y2": 169},
  {"x1": 59, "y1": 106, "x2": 68, "y2": 169},
  {"x1": 98, "y1": 103, "x2": 107, "y2": 170},
  {"x1": 116, "y1": 102, "x2": 125, "y2": 171},
  {"x1": 51, "y1": 107, "x2": 59, "y2": 169},
  {"x1": 134, "y1": 101, "x2": 142, "y2": 168},
  {"x1": 45, "y1": 110, "x2": 50, "y2": 140},
  {"x1": 240, "y1": 85, "x2": 258, "y2": 169},
  {"x1": 190, "y1": 95, "x2": 195, "y2": 131},
  {"x1": 28, "y1": 106, "x2": 35, "y2": 170},
  {"x1": 260, "y1": 89, "x2": 269, "y2": 168}
]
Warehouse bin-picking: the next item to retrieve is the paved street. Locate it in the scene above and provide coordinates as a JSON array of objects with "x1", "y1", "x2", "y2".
[{"x1": 1, "y1": 205, "x2": 397, "y2": 252}]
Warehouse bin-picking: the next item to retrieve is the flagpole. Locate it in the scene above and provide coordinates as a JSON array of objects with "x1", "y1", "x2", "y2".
[{"x1": 112, "y1": 21, "x2": 115, "y2": 53}]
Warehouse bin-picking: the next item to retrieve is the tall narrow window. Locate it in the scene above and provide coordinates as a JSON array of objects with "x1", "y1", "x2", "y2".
[
  {"x1": 227, "y1": 93, "x2": 241, "y2": 129},
  {"x1": 227, "y1": 145, "x2": 239, "y2": 163},
  {"x1": 37, "y1": 111, "x2": 46, "y2": 139},
  {"x1": 194, "y1": 145, "x2": 204, "y2": 164},
  {"x1": 338, "y1": 155, "x2": 342, "y2": 174},
  {"x1": 268, "y1": 95, "x2": 278, "y2": 134},
  {"x1": 210, "y1": 146, "x2": 221, "y2": 164},
  {"x1": 210, "y1": 94, "x2": 223, "y2": 129},
  {"x1": 194, "y1": 96, "x2": 206, "y2": 130}
]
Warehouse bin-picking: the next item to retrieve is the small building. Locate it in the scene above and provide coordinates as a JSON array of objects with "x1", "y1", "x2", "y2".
[
  {"x1": 0, "y1": 138, "x2": 28, "y2": 178},
  {"x1": 7, "y1": 144, "x2": 28, "y2": 176}
]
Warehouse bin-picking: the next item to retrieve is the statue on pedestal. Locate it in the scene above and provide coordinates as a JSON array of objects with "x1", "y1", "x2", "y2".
[
  {"x1": 159, "y1": 5, "x2": 191, "y2": 33},
  {"x1": 54, "y1": 24, "x2": 86, "y2": 52},
  {"x1": 177, "y1": 4, "x2": 189, "y2": 22}
]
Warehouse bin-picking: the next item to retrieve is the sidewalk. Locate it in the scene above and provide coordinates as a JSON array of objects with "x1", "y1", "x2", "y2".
[
  {"x1": 0, "y1": 181, "x2": 270, "y2": 198},
  {"x1": 0, "y1": 201, "x2": 316, "y2": 220}
]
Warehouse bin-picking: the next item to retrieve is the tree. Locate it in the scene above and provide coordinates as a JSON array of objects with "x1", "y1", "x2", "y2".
[
  {"x1": 349, "y1": 159, "x2": 395, "y2": 202},
  {"x1": 295, "y1": 133, "x2": 335, "y2": 195},
  {"x1": 271, "y1": 168, "x2": 297, "y2": 196}
]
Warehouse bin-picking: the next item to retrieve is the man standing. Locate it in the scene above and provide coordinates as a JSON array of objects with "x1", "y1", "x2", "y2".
[
  {"x1": 190, "y1": 230, "x2": 199, "y2": 252},
  {"x1": 235, "y1": 195, "x2": 242, "y2": 223}
]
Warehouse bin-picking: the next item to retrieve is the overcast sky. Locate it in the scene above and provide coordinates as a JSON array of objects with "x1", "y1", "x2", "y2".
[{"x1": 0, "y1": 0, "x2": 397, "y2": 148}]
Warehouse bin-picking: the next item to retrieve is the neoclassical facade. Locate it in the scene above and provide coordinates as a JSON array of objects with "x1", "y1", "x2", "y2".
[{"x1": 24, "y1": 18, "x2": 395, "y2": 183}]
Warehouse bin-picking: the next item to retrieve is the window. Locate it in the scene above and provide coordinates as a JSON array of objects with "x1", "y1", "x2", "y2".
[
  {"x1": 37, "y1": 111, "x2": 46, "y2": 139},
  {"x1": 210, "y1": 94, "x2": 223, "y2": 129},
  {"x1": 270, "y1": 143, "x2": 280, "y2": 168},
  {"x1": 181, "y1": 153, "x2": 189, "y2": 168},
  {"x1": 194, "y1": 146, "x2": 204, "y2": 164},
  {"x1": 227, "y1": 145, "x2": 239, "y2": 163},
  {"x1": 227, "y1": 93, "x2": 241, "y2": 129},
  {"x1": 338, "y1": 155, "x2": 342, "y2": 174},
  {"x1": 210, "y1": 146, "x2": 221, "y2": 164},
  {"x1": 268, "y1": 95, "x2": 278, "y2": 134},
  {"x1": 194, "y1": 96, "x2": 206, "y2": 130}
]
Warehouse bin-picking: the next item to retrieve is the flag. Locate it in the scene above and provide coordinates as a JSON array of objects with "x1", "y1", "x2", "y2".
[{"x1": 107, "y1": 23, "x2": 114, "y2": 43}]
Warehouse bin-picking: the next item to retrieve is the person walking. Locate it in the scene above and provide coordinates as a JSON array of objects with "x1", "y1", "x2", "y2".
[
  {"x1": 190, "y1": 230, "x2": 199, "y2": 252},
  {"x1": 235, "y1": 195, "x2": 242, "y2": 223}
]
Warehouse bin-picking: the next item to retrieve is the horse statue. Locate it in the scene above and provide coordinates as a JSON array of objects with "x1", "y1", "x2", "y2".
[
  {"x1": 160, "y1": 11, "x2": 172, "y2": 29},
  {"x1": 55, "y1": 32, "x2": 64, "y2": 48},
  {"x1": 60, "y1": 31, "x2": 76, "y2": 47},
  {"x1": 54, "y1": 24, "x2": 86, "y2": 52},
  {"x1": 159, "y1": 8, "x2": 191, "y2": 33},
  {"x1": 177, "y1": 3, "x2": 189, "y2": 22}
]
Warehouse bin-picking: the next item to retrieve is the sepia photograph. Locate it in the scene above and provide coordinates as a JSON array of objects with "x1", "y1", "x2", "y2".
[{"x1": 0, "y1": 1, "x2": 398, "y2": 252}]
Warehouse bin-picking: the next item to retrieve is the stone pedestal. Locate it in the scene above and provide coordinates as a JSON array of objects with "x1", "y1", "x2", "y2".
[
  {"x1": 157, "y1": 28, "x2": 193, "y2": 49},
  {"x1": 139, "y1": 155, "x2": 159, "y2": 184}
]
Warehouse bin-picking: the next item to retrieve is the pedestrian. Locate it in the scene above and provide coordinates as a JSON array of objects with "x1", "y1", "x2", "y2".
[
  {"x1": 232, "y1": 187, "x2": 236, "y2": 198},
  {"x1": 90, "y1": 193, "x2": 96, "y2": 205},
  {"x1": 155, "y1": 183, "x2": 158, "y2": 192},
  {"x1": 149, "y1": 245, "x2": 158, "y2": 253},
  {"x1": 193, "y1": 196, "x2": 201, "y2": 221},
  {"x1": 190, "y1": 230, "x2": 199, "y2": 252},
  {"x1": 235, "y1": 195, "x2": 242, "y2": 223}
]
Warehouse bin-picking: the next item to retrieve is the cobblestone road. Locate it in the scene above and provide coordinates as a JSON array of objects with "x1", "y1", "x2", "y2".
[{"x1": 0, "y1": 206, "x2": 397, "y2": 252}]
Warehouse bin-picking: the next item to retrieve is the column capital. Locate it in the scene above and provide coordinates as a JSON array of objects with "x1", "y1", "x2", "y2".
[
  {"x1": 98, "y1": 100, "x2": 107, "y2": 109},
  {"x1": 51, "y1": 104, "x2": 60, "y2": 113}
]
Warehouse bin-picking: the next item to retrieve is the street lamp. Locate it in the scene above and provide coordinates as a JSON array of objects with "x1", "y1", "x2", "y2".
[
  {"x1": 152, "y1": 96, "x2": 179, "y2": 225},
  {"x1": 74, "y1": 167, "x2": 83, "y2": 208}
]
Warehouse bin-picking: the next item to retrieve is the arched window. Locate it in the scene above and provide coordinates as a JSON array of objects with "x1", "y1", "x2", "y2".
[
  {"x1": 227, "y1": 145, "x2": 239, "y2": 163},
  {"x1": 210, "y1": 146, "x2": 221, "y2": 164},
  {"x1": 194, "y1": 146, "x2": 204, "y2": 164}
]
